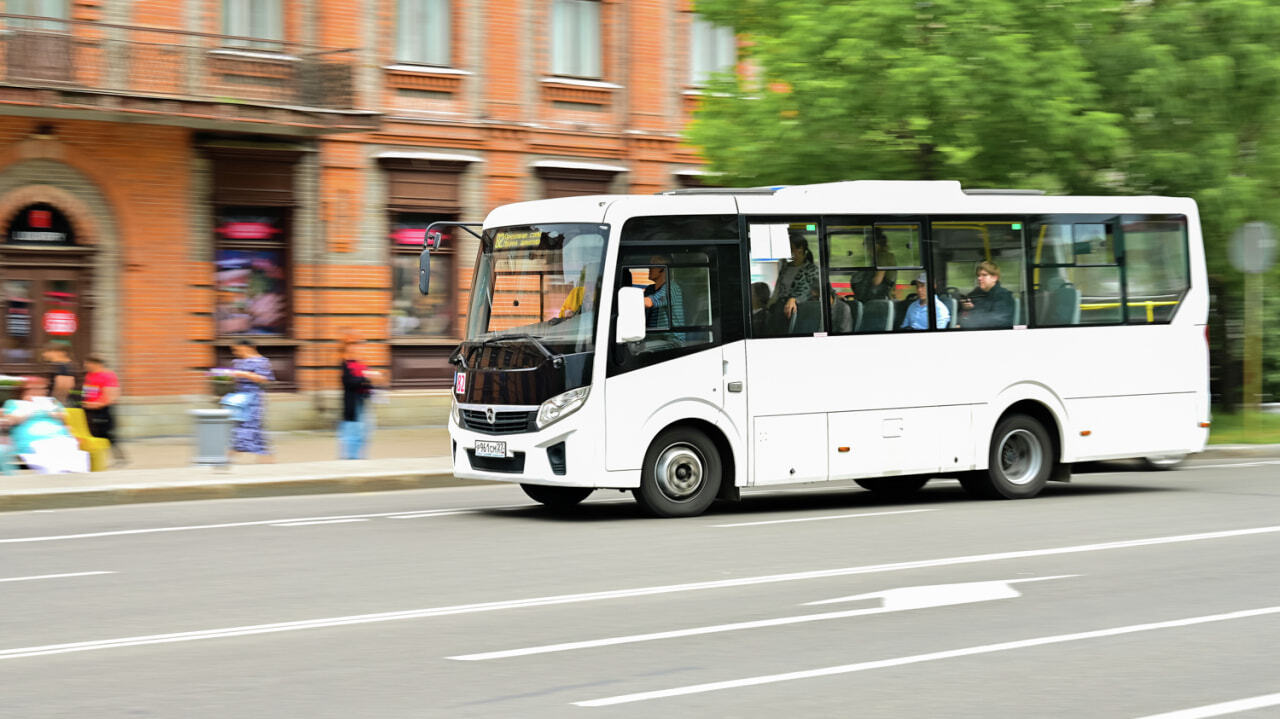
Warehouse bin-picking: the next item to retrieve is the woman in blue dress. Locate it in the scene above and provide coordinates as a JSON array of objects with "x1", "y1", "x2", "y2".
[{"x1": 229, "y1": 340, "x2": 275, "y2": 462}]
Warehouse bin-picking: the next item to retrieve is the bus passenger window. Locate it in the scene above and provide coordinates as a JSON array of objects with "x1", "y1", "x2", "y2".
[{"x1": 750, "y1": 222, "x2": 823, "y2": 336}]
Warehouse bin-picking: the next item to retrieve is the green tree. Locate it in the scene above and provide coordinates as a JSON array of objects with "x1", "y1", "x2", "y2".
[{"x1": 689, "y1": 0, "x2": 1125, "y2": 191}]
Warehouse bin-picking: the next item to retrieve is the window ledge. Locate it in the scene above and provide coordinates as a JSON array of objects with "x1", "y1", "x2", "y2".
[
  {"x1": 208, "y1": 48, "x2": 299, "y2": 63},
  {"x1": 540, "y1": 77, "x2": 620, "y2": 106},
  {"x1": 386, "y1": 65, "x2": 465, "y2": 94},
  {"x1": 385, "y1": 64, "x2": 471, "y2": 76}
]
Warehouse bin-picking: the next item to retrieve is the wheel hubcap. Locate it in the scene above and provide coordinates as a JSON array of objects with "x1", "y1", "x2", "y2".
[
  {"x1": 998, "y1": 429, "x2": 1043, "y2": 486},
  {"x1": 654, "y1": 443, "x2": 704, "y2": 501}
]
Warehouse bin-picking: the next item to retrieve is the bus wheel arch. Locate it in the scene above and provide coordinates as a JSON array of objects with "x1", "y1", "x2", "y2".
[
  {"x1": 964, "y1": 400, "x2": 1061, "y2": 500},
  {"x1": 634, "y1": 420, "x2": 732, "y2": 517}
]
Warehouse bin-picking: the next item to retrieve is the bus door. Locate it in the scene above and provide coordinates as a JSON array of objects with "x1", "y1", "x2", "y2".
[
  {"x1": 604, "y1": 238, "x2": 746, "y2": 473},
  {"x1": 743, "y1": 220, "x2": 831, "y2": 485}
]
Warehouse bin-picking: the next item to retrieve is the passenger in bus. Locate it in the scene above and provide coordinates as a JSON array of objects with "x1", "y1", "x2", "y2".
[
  {"x1": 958, "y1": 261, "x2": 1015, "y2": 328},
  {"x1": 828, "y1": 287, "x2": 854, "y2": 333},
  {"x1": 901, "y1": 273, "x2": 951, "y2": 330},
  {"x1": 643, "y1": 257, "x2": 685, "y2": 336},
  {"x1": 849, "y1": 229, "x2": 897, "y2": 301},
  {"x1": 767, "y1": 231, "x2": 820, "y2": 331},
  {"x1": 751, "y1": 282, "x2": 771, "y2": 334}
]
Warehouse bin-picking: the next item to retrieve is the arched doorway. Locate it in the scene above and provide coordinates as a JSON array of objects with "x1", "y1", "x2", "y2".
[{"x1": 0, "y1": 201, "x2": 95, "y2": 375}]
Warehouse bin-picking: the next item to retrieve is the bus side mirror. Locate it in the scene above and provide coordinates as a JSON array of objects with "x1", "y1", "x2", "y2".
[
  {"x1": 615, "y1": 286, "x2": 646, "y2": 343},
  {"x1": 418, "y1": 247, "x2": 431, "y2": 294}
]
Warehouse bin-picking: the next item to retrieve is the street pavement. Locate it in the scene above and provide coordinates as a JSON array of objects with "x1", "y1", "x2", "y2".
[
  {"x1": 1, "y1": 457, "x2": 1278, "y2": 717},
  {"x1": 0, "y1": 425, "x2": 464, "y2": 511}
]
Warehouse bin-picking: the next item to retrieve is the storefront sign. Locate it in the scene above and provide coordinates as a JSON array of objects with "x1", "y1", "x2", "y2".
[
  {"x1": 216, "y1": 220, "x2": 281, "y2": 240},
  {"x1": 390, "y1": 227, "x2": 427, "y2": 245},
  {"x1": 8, "y1": 203, "x2": 73, "y2": 245},
  {"x1": 43, "y1": 309, "x2": 77, "y2": 335},
  {"x1": 6, "y1": 304, "x2": 30, "y2": 337}
]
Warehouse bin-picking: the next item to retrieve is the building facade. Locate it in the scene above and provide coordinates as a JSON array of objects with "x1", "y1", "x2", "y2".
[{"x1": 0, "y1": 0, "x2": 727, "y2": 436}]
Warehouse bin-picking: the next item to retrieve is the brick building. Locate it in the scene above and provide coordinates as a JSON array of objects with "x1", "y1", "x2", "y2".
[{"x1": 0, "y1": 0, "x2": 731, "y2": 436}]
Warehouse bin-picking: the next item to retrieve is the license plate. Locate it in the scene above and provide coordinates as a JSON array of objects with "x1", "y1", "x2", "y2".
[{"x1": 474, "y1": 440, "x2": 507, "y2": 458}]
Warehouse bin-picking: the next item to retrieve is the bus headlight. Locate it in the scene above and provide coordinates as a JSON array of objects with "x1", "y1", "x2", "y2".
[
  {"x1": 536, "y1": 387, "x2": 589, "y2": 429},
  {"x1": 451, "y1": 396, "x2": 461, "y2": 426}
]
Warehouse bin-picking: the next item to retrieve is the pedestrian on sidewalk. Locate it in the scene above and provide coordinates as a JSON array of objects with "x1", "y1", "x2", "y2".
[
  {"x1": 229, "y1": 340, "x2": 275, "y2": 463},
  {"x1": 1, "y1": 376, "x2": 88, "y2": 474},
  {"x1": 338, "y1": 335, "x2": 384, "y2": 459},
  {"x1": 81, "y1": 354, "x2": 127, "y2": 466},
  {"x1": 43, "y1": 344, "x2": 76, "y2": 406}
]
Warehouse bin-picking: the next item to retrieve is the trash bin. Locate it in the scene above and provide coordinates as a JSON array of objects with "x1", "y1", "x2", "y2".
[{"x1": 191, "y1": 408, "x2": 233, "y2": 467}]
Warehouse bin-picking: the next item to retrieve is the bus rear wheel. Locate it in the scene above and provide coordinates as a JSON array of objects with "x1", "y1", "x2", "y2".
[
  {"x1": 855, "y1": 477, "x2": 929, "y2": 500},
  {"x1": 635, "y1": 427, "x2": 722, "y2": 518},
  {"x1": 963, "y1": 414, "x2": 1052, "y2": 499},
  {"x1": 520, "y1": 484, "x2": 594, "y2": 510}
]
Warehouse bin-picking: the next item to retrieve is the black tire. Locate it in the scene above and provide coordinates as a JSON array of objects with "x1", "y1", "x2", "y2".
[
  {"x1": 855, "y1": 477, "x2": 929, "y2": 500},
  {"x1": 967, "y1": 414, "x2": 1053, "y2": 499},
  {"x1": 520, "y1": 484, "x2": 594, "y2": 509},
  {"x1": 1142, "y1": 454, "x2": 1188, "y2": 471},
  {"x1": 634, "y1": 427, "x2": 723, "y2": 518}
]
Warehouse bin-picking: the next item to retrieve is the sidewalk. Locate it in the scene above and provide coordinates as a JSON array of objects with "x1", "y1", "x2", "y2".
[
  {"x1": 1, "y1": 428, "x2": 1276, "y2": 512},
  {"x1": 0, "y1": 425, "x2": 468, "y2": 512}
]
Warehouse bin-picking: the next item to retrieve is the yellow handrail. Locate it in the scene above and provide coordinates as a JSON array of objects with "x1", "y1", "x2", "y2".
[{"x1": 1077, "y1": 300, "x2": 1180, "y2": 322}]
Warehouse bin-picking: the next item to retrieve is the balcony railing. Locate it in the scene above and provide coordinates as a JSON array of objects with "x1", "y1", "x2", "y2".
[{"x1": 0, "y1": 14, "x2": 365, "y2": 113}]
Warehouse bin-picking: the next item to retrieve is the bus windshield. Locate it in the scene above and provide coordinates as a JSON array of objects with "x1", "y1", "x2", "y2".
[{"x1": 465, "y1": 223, "x2": 609, "y2": 354}]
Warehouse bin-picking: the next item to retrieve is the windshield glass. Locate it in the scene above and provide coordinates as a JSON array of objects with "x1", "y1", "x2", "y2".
[{"x1": 466, "y1": 223, "x2": 610, "y2": 353}]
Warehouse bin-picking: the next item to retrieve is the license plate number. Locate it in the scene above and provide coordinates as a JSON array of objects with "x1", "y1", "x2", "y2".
[{"x1": 474, "y1": 440, "x2": 507, "y2": 458}]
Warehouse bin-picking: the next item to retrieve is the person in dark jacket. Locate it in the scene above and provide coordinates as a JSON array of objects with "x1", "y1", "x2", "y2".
[
  {"x1": 338, "y1": 335, "x2": 383, "y2": 459},
  {"x1": 959, "y1": 260, "x2": 1015, "y2": 329}
]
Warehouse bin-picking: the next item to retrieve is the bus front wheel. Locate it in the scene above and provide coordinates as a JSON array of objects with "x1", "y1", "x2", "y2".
[
  {"x1": 520, "y1": 484, "x2": 594, "y2": 510},
  {"x1": 964, "y1": 414, "x2": 1052, "y2": 499},
  {"x1": 635, "y1": 427, "x2": 722, "y2": 518}
]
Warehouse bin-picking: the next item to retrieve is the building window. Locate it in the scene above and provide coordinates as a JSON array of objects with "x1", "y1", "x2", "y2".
[
  {"x1": 390, "y1": 213, "x2": 455, "y2": 337},
  {"x1": 223, "y1": 0, "x2": 283, "y2": 49},
  {"x1": 7, "y1": 0, "x2": 66, "y2": 29},
  {"x1": 214, "y1": 209, "x2": 290, "y2": 336},
  {"x1": 551, "y1": 0, "x2": 601, "y2": 79},
  {"x1": 397, "y1": 0, "x2": 451, "y2": 66},
  {"x1": 690, "y1": 16, "x2": 735, "y2": 86}
]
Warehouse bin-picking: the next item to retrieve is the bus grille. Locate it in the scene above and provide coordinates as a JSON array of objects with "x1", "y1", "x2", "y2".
[{"x1": 460, "y1": 409, "x2": 535, "y2": 435}]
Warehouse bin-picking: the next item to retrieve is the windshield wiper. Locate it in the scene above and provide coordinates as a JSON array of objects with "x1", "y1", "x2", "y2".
[{"x1": 472, "y1": 333, "x2": 564, "y2": 367}]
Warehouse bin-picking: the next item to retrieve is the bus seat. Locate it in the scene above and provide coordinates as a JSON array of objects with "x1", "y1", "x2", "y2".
[
  {"x1": 788, "y1": 300, "x2": 823, "y2": 334},
  {"x1": 941, "y1": 295, "x2": 958, "y2": 328},
  {"x1": 858, "y1": 299, "x2": 894, "y2": 332},
  {"x1": 847, "y1": 299, "x2": 862, "y2": 333},
  {"x1": 1012, "y1": 295, "x2": 1022, "y2": 325}
]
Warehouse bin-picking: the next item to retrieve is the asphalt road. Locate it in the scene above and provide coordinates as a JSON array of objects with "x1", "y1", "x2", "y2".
[{"x1": 2, "y1": 458, "x2": 1279, "y2": 718}]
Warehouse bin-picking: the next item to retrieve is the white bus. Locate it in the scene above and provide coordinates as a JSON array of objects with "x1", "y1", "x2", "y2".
[{"x1": 419, "y1": 181, "x2": 1209, "y2": 517}]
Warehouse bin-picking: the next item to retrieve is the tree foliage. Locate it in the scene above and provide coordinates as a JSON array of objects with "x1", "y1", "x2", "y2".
[{"x1": 689, "y1": 0, "x2": 1280, "y2": 402}]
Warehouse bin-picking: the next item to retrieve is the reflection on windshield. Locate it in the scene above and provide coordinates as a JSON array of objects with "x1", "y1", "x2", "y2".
[{"x1": 466, "y1": 223, "x2": 609, "y2": 354}]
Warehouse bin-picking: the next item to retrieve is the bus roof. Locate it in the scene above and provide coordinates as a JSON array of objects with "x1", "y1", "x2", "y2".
[{"x1": 482, "y1": 180, "x2": 1198, "y2": 229}]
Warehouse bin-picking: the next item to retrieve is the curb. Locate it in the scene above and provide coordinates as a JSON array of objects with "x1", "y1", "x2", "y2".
[{"x1": 0, "y1": 471, "x2": 485, "y2": 512}]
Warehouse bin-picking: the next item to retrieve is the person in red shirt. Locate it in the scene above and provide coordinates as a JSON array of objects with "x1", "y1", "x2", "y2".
[{"x1": 81, "y1": 354, "x2": 127, "y2": 466}]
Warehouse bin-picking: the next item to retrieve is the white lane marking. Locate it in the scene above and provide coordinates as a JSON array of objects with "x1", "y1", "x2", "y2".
[
  {"x1": 1190, "y1": 461, "x2": 1280, "y2": 470},
  {"x1": 0, "y1": 571, "x2": 115, "y2": 584},
  {"x1": 271, "y1": 519, "x2": 369, "y2": 527},
  {"x1": 0, "y1": 504, "x2": 528, "y2": 544},
  {"x1": 712, "y1": 508, "x2": 936, "y2": 528},
  {"x1": 1, "y1": 527, "x2": 1275, "y2": 662},
  {"x1": 448, "y1": 576, "x2": 1074, "y2": 661},
  {"x1": 387, "y1": 511, "x2": 476, "y2": 519},
  {"x1": 1134, "y1": 692, "x2": 1280, "y2": 719},
  {"x1": 575, "y1": 606, "x2": 1280, "y2": 707}
]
